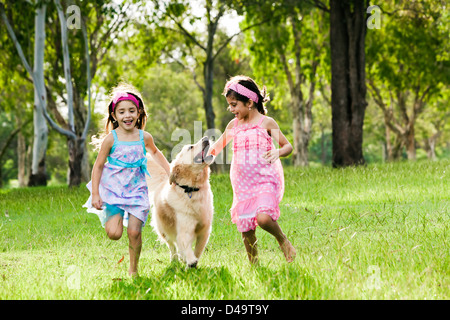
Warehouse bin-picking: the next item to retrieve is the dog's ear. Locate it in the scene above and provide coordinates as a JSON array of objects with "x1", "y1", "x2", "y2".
[{"x1": 169, "y1": 165, "x2": 179, "y2": 185}]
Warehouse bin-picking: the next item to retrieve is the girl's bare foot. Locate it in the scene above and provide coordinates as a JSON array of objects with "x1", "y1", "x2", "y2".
[
  {"x1": 129, "y1": 270, "x2": 139, "y2": 278},
  {"x1": 279, "y1": 239, "x2": 296, "y2": 263}
]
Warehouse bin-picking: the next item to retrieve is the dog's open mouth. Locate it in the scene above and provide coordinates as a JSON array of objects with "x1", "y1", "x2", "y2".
[{"x1": 193, "y1": 138, "x2": 214, "y2": 164}]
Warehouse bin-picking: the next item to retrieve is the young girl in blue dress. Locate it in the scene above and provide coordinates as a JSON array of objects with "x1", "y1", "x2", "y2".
[{"x1": 84, "y1": 83, "x2": 170, "y2": 277}]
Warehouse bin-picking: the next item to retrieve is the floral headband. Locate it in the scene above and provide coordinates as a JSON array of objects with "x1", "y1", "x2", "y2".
[
  {"x1": 225, "y1": 82, "x2": 259, "y2": 103},
  {"x1": 111, "y1": 92, "x2": 140, "y2": 112}
]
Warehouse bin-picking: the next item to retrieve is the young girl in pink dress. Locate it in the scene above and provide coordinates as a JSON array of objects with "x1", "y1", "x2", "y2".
[
  {"x1": 84, "y1": 83, "x2": 170, "y2": 276},
  {"x1": 209, "y1": 75, "x2": 296, "y2": 264}
]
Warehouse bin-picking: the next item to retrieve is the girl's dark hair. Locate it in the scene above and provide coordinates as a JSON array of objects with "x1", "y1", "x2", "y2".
[
  {"x1": 91, "y1": 82, "x2": 147, "y2": 151},
  {"x1": 105, "y1": 82, "x2": 147, "y2": 134},
  {"x1": 222, "y1": 75, "x2": 270, "y2": 115}
]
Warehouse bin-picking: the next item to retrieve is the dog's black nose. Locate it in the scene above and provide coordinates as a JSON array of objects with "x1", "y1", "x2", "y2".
[{"x1": 201, "y1": 137, "x2": 210, "y2": 148}]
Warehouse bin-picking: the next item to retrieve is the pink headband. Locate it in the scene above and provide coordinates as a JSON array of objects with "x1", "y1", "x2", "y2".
[
  {"x1": 226, "y1": 82, "x2": 259, "y2": 103},
  {"x1": 112, "y1": 92, "x2": 140, "y2": 111}
]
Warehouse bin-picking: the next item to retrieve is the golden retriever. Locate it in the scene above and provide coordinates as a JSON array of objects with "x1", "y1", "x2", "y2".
[{"x1": 146, "y1": 137, "x2": 214, "y2": 267}]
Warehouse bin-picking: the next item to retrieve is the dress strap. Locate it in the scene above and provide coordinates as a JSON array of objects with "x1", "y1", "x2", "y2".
[
  {"x1": 233, "y1": 117, "x2": 239, "y2": 128},
  {"x1": 110, "y1": 130, "x2": 118, "y2": 155},
  {"x1": 257, "y1": 115, "x2": 266, "y2": 127},
  {"x1": 139, "y1": 130, "x2": 146, "y2": 155},
  {"x1": 112, "y1": 129, "x2": 119, "y2": 142}
]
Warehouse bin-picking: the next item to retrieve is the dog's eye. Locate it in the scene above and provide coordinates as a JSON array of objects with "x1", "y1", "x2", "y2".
[{"x1": 187, "y1": 145, "x2": 193, "y2": 150}]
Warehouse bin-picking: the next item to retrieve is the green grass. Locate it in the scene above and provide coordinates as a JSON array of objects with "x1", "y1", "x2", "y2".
[{"x1": 0, "y1": 160, "x2": 449, "y2": 299}]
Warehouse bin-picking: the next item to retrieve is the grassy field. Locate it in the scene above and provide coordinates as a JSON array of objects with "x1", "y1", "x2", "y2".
[{"x1": 0, "y1": 160, "x2": 449, "y2": 300}]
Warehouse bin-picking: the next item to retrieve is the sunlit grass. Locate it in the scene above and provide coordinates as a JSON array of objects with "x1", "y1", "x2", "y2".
[{"x1": 0, "y1": 160, "x2": 449, "y2": 299}]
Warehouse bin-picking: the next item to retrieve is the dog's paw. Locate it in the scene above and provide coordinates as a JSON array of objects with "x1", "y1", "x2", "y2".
[
  {"x1": 187, "y1": 260, "x2": 198, "y2": 268},
  {"x1": 171, "y1": 253, "x2": 180, "y2": 262}
]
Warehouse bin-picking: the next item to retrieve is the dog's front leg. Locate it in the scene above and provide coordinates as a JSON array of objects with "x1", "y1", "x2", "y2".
[
  {"x1": 167, "y1": 240, "x2": 179, "y2": 262},
  {"x1": 176, "y1": 230, "x2": 198, "y2": 268},
  {"x1": 194, "y1": 228, "x2": 210, "y2": 260}
]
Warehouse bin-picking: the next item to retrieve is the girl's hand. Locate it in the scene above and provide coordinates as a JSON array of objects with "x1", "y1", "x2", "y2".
[
  {"x1": 92, "y1": 194, "x2": 103, "y2": 210},
  {"x1": 263, "y1": 149, "x2": 280, "y2": 164}
]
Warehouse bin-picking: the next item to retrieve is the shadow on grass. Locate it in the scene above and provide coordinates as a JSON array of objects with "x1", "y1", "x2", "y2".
[
  {"x1": 103, "y1": 261, "x2": 238, "y2": 299},
  {"x1": 102, "y1": 260, "x2": 327, "y2": 299},
  {"x1": 251, "y1": 264, "x2": 327, "y2": 299}
]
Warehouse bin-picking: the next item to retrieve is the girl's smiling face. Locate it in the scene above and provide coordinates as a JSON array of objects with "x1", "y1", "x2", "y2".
[
  {"x1": 112, "y1": 100, "x2": 139, "y2": 131},
  {"x1": 226, "y1": 96, "x2": 252, "y2": 120}
]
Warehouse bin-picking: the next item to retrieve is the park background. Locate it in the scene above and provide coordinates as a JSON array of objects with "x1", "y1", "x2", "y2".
[
  {"x1": 0, "y1": 0, "x2": 448, "y2": 187},
  {"x1": 0, "y1": 0, "x2": 449, "y2": 300}
]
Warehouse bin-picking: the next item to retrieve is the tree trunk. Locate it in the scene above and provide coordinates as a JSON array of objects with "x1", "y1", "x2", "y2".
[
  {"x1": 55, "y1": 0, "x2": 92, "y2": 187},
  {"x1": 384, "y1": 116, "x2": 403, "y2": 161},
  {"x1": 29, "y1": 3, "x2": 48, "y2": 186},
  {"x1": 424, "y1": 135, "x2": 438, "y2": 161},
  {"x1": 68, "y1": 137, "x2": 85, "y2": 188},
  {"x1": 203, "y1": 57, "x2": 216, "y2": 130},
  {"x1": 384, "y1": 121, "x2": 392, "y2": 161},
  {"x1": 320, "y1": 125, "x2": 327, "y2": 165},
  {"x1": 330, "y1": 0, "x2": 367, "y2": 167},
  {"x1": 292, "y1": 98, "x2": 310, "y2": 167},
  {"x1": 66, "y1": 89, "x2": 90, "y2": 186},
  {"x1": 2, "y1": 1, "x2": 92, "y2": 187},
  {"x1": 0, "y1": 127, "x2": 21, "y2": 188},
  {"x1": 16, "y1": 116, "x2": 27, "y2": 187},
  {"x1": 279, "y1": 51, "x2": 315, "y2": 167},
  {"x1": 289, "y1": 16, "x2": 309, "y2": 167},
  {"x1": 392, "y1": 138, "x2": 404, "y2": 160},
  {"x1": 405, "y1": 123, "x2": 416, "y2": 160}
]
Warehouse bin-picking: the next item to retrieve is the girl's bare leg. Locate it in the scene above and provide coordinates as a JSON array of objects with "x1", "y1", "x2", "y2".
[
  {"x1": 256, "y1": 213, "x2": 296, "y2": 262},
  {"x1": 242, "y1": 229, "x2": 258, "y2": 265},
  {"x1": 105, "y1": 214, "x2": 123, "y2": 240},
  {"x1": 127, "y1": 214, "x2": 143, "y2": 277}
]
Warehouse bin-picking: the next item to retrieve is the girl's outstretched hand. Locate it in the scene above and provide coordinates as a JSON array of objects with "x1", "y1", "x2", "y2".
[
  {"x1": 263, "y1": 149, "x2": 280, "y2": 164},
  {"x1": 92, "y1": 194, "x2": 103, "y2": 210}
]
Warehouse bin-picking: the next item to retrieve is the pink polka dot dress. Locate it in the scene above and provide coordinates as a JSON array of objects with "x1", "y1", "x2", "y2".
[{"x1": 229, "y1": 116, "x2": 284, "y2": 232}]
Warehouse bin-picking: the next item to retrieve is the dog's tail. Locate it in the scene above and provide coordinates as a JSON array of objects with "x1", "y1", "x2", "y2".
[{"x1": 146, "y1": 153, "x2": 169, "y2": 193}]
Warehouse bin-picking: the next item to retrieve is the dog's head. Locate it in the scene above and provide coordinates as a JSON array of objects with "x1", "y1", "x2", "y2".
[
  {"x1": 172, "y1": 136, "x2": 214, "y2": 166},
  {"x1": 169, "y1": 137, "x2": 215, "y2": 186}
]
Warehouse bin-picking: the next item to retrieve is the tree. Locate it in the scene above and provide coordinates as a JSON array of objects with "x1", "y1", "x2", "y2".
[
  {"x1": 46, "y1": 0, "x2": 131, "y2": 186},
  {"x1": 1, "y1": 0, "x2": 92, "y2": 187},
  {"x1": 1, "y1": 0, "x2": 51, "y2": 185},
  {"x1": 148, "y1": 0, "x2": 269, "y2": 131},
  {"x1": 366, "y1": 1, "x2": 450, "y2": 161},
  {"x1": 243, "y1": 1, "x2": 328, "y2": 166},
  {"x1": 0, "y1": 75, "x2": 33, "y2": 187},
  {"x1": 0, "y1": 0, "x2": 35, "y2": 186},
  {"x1": 1, "y1": 0, "x2": 131, "y2": 187},
  {"x1": 329, "y1": 0, "x2": 368, "y2": 167},
  {"x1": 417, "y1": 93, "x2": 450, "y2": 160}
]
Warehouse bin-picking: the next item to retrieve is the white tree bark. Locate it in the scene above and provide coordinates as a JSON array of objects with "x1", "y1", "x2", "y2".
[
  {"x1": 55, "y1": 0, "x2": 75, "y2": 132},
  {"x1": 0, "y1": 2, "x2": 77, "y2": 140},
  {"x1": 31, "y1": 2, "x2": 49, "y2": 178}
]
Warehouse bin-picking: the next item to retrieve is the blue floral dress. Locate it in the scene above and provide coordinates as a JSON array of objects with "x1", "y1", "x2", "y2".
[{"x1": 84, "y1": 130, "x2": 150, "y2": 227}]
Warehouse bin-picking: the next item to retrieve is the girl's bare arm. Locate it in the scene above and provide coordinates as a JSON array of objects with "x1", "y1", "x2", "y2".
[
  {"x1": 91, "y1": 133, "x2": 114, "y2": 209},
  {"x1": 144, "y1": 132, "x2": 170, "y2": 176}
]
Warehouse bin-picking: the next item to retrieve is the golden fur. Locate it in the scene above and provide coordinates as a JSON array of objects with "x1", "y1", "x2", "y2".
[{"x1": 146, "y1": 137, "x2": 214, "y2": 267}]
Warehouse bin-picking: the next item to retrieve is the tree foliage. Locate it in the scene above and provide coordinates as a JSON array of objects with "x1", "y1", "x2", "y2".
[
  {"x1": 366, "y1": 0, "x2": 450, "y2": 160},
  {"x1": 0, "y1": 0, "x2": 448, "y2": 187}
]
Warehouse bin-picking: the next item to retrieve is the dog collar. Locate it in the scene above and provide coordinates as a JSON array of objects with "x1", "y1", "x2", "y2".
[{"x1": 175, "y1": 182, "x2": 200, "y2": 198}]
